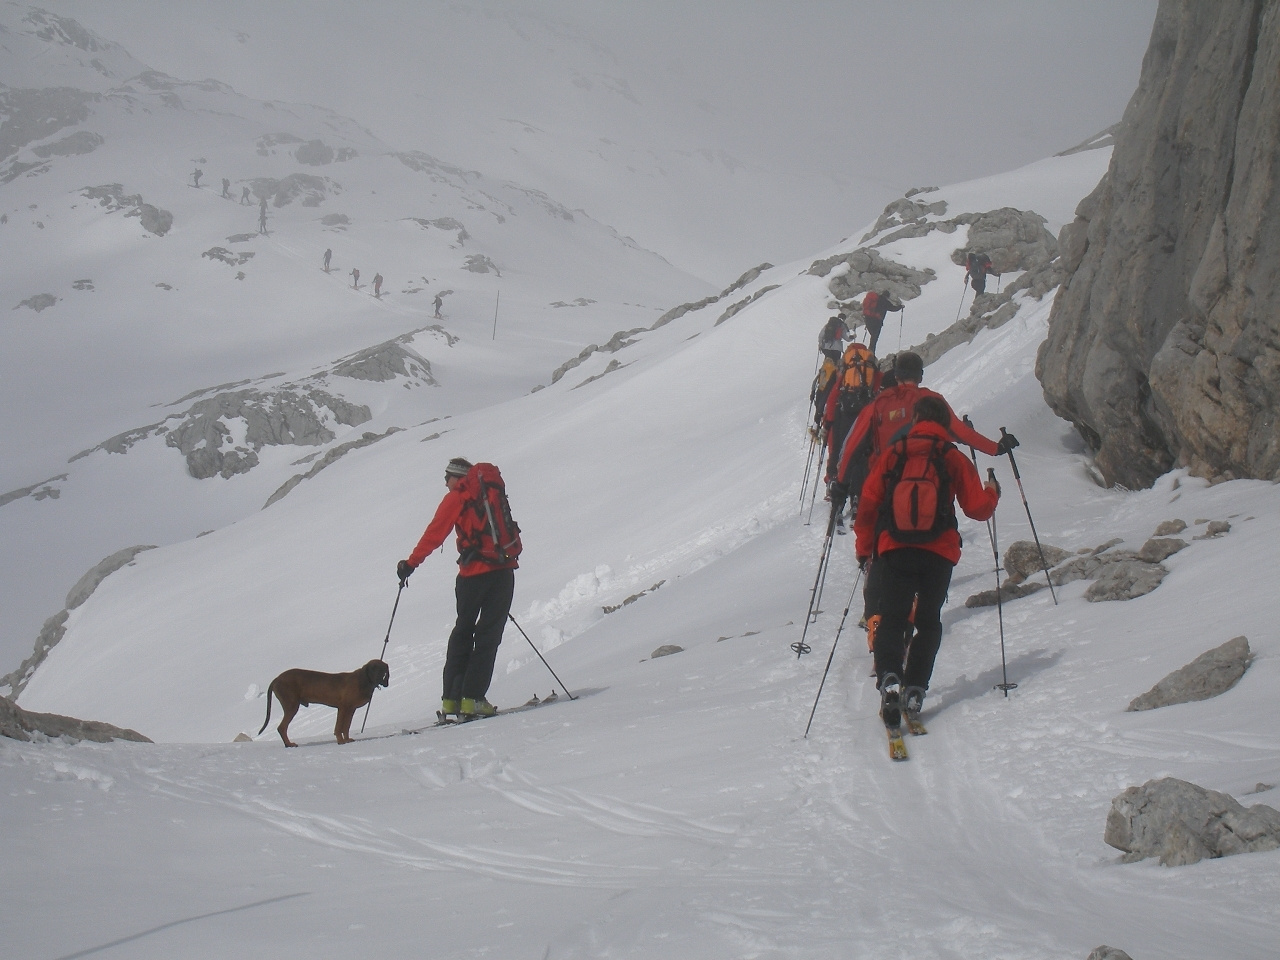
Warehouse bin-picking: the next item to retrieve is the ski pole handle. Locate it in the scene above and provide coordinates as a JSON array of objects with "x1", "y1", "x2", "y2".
[{"x1": 999, "y1": 427, "x2": 1021, "y2": 479}]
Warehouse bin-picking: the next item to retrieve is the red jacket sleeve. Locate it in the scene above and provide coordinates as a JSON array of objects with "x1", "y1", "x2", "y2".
[
  {"x1": 946, "y1": 447, "x2": 999, "y2": 522},
  {"x1": 407, "y1": 490, "x2": 466, "y2": 567},
  {"x1": 937, "y1": 395, "x2": 999, "y2": 457}
]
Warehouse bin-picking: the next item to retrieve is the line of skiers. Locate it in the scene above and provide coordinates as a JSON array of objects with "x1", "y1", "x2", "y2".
[{"x1": 808, "y1": 283, "x2": 1015, "y2": 732}]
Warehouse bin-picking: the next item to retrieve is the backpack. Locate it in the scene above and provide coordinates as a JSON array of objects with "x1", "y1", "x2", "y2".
[
  {"x1": 861, "y1": 291, "x2": 879, "y2": 319},
  {"x1": 458, "y1": 463, "x2": 522, "y2": 566},
  {"x1": 819, "y1": 316, "x2": 845, "y2": 350},
  {"x1": 967, "y1": 252, "x2": 992, "y2": 277},
  {"x1": 837, "y1": 344, "x2": 876, "y2": 413},
  {"x1": 878, "y1": 436, "x2": 958, "y2": 546}
]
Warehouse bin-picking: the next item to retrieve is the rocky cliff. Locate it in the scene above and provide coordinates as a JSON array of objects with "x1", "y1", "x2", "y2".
[{"x1": 1037, "y1": 0, "x2": 1279, "y2": 488}]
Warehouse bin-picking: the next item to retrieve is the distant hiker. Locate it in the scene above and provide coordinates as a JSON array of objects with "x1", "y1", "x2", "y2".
[
  {"x1": 258, "y1": 207, "x2": 268, "y2": 234},
  {"x1": 822, "y1": 341, "x2": 881, "y2": 529},
  {"x1": 433, "y1": 292, "x2": 443, "y2": 318},
  {"x1": 397, "y1": 458, "x2": 522, "y2": 720},
  {"x1": 861, "y1": 291, "x2": 903, "y2": 354},
  {"x1": 351, "y1": 267, "x2": 360, "y2": 289},
  {"x1": 192, "y1": 168, "x2": 202, "y2": 188},
  {"x1": 323, "y1": 248, "x2": 332, "y2": 272},
  {"x1": 241, "y1": 186, "x2": 252, "y2": 205},
  {"x1": 853, "y1": 395, "x2": 1000, "y2": 734},
  {"x1": 221, "y1": 177, "x2": 231, "y2": 198},
  {"x1": 831, "y1": 351, "x2": 1014, "y2": 648},
  {"x1": 373, "y1": 273, "x2": 383, "y2": 298},
  {"x1": 965, "y1": 251, "x2": 999, "y2": 296},
  {"x1": 818, "y1": 313, "x2": 851, "y2": 358}
]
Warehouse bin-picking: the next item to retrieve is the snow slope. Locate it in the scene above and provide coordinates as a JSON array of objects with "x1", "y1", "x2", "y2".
[{"x1": 7, "y1": 135, "x2": 1280, "y2": 959}]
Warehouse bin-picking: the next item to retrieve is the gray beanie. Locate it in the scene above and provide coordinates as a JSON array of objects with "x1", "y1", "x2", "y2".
[{"x1": 444, "y1": 457, "x2": 473, "y2": 478}]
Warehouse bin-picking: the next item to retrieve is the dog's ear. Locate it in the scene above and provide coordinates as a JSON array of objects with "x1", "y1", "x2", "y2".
[{"x1": 376, "y1": 661, "x2": 390, "y2": 686}]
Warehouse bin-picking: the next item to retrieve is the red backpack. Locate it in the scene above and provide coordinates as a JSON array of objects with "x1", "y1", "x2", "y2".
[
  {"x1": 458, "y1": 463, "x2": 522, "y2": 566},
  {"x1": 862, "y1": 291, "x2": 880, "y2": 319},
  {"x1": 878, "y1": 436, "x2": 957, "y2": 545}
]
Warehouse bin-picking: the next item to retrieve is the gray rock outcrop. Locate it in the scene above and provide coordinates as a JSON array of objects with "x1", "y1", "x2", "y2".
[
  {"x1": 1037, "y1": 1, "x2": 1280, "y2": 488},
  {"x1": 1, "y1": 545, "x2": 155, "y2": 699},
  {"x1": 1127, "y1": 636, "x2": 1252, "y2": 711},
  {"x1": 82, "y1": 183, "x2": 172, "y2": 236},
  {"x1": 1105, "y1": 777, "x2": 1280, "y2": 865},
  {"x1": 1, "y1": 696, "x2": 150, "y2": 744},
  {"x1": 1086, "y1": 948, "x2": 1133, "y2": 960},
  {"x1": 1004, "y1": 540, "x2": 1073, "y2": 583},
  {"x1": 1084, "y1": 560, "x2": 1167, "y2": 602}
]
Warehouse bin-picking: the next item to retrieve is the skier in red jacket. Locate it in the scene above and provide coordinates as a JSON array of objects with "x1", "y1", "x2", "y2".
[
  {"x1": 853, "y1": 396, "x2": 1000, "y2": 730},
  {"x1": 397, "y1": 458, "x2": 518, "y2": 719}
]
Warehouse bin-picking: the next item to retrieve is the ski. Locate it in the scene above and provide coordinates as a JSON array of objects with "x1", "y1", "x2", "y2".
[
  {"x1": 904, "y1": 713, "x2": 927, "y2": 736},
  {"x1": 433, "y1": 691, "x2": 563, "y2": 728},
  {"x1": 886, "y1": 724, "x2": 908, "y2": 761}
]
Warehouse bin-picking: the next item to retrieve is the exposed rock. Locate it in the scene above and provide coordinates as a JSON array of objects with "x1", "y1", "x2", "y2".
[
  {"x1": 81, "y1": 183, "x2": 172, "y2": 236},
  {"x1": 0, "y1": 473, "x2": 68, "y2": 507},
  {"x1": 1194, "y1": 519, "x2": 1231, "y2": 540},
  {"x1": 1154, "y1": 518, "x2": 1187, "y2": 536},
  {"x1": 0, "y1": 85, "x2": 94, "y2": 161},
  {"x1": 650, "y1": 645, "x2": 683, "y2": 659},
  {"x1": 1037, "y1": 1, "x2": 1280, "y2": 488},
  {"x1": 1003, "y1": 540, "x2": 1072, "y2": 583},
  {"x1": 410, "y1": 216, "x2": 469, "y2": 244},
  {"x1": 810, "y1": 246, "x2": 935, "y2": 306},
  {"x1": 1, "y1": 696, "x2": 151, "y2": 744},
  {"x1": 462, "y1": 254, "x2": 499, "y2": 275},
  {"x1": 1105, "y1": 777, "x2": 1280, "y2": 866},
  {"x1": 1127, "y1": 636, "x2": 1252, "y2": 711},
  {"x1": 14, "y1": 293, "x2": 57, "y2": 312},
  {"x1": 331, "y1": 337, "x2": 436, "y2": 384},
  {"x1": 264, "y1": 428, "x2": 402, "y2": 508},
  {"x1": 202, "y1": 246, "x2": 254, "y2": 267},
  {"x1": 247, "y1": 173, "x2": 338, "y2": 207},
  {"x1": 1086, "y1": 948, "x2": 1133, "y2": 960},
  {"x1": 295, "y1": 139, "x2": 356, "y2": 165},
  {"x1": 1084, "y1": 560, "x2": 1167, "y2": 602},
  {"x1": 31, "y1": 130, "x2": 103, "y2": 158},
  {"x1": 653, "y1": 263, "x2": 772, "y2": 327},
  {"x1": 1136, "y1": 537, "x2": 1187, "y2": 563},
  {"x1": 949, "y1": 207, "x2": 1059, "y2": 276},
  {"x1": 963, "y1": 581, "x2": 1045, "y2": 609},
  {"x1": 715, "y1": 285, "x2": 780, "y2": 325},
  {"x1": 0, "y1": 545, "x2": 155, "y2": 699}
]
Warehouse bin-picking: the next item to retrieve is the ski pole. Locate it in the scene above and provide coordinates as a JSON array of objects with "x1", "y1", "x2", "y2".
[
  {"x1": 987, "y1": 467, "x2": 1016, "y2": 696},
  {"x1": 793, "y1": 503, "x2": 838, "y2": 657},
  {"x1": 999, "y1": 427, "x2": 1058, "y2": 604},
  {"x1": 799, "y1": 431, "x2": 818, "y2": 511},
  {"x1": 962, "y1": 417, "x2": 1013, "y2": 695},
  {"x1": 803, "y1": 562, "x2": 864, "y2": 737},
  {"x1": 360, "y1": 580, "x2": 404, "y2": 733},
  {"x1": 954, "y1": 279, "x2": 969, "y2": 324},
  {"x1": 897, "y1": 305, "x2": 906, "y2": 351},
  {"x1": 508, "y1": 614, "x2": 577, "y2": 700}
]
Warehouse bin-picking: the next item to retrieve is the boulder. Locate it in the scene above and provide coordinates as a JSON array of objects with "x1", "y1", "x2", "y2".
[
  {"x1": 1, "y1": 696, "x2": 150, "y2": 744},
  {"x1": 1154, "y1": 518, "x2": 1187, "y2": 536},
  {"x1": 1105, "y1": 777, "x2": 1280, "y2": 866},
  {"x1": 1003, "y1": 540, "x2": 1072, "y2": 583},
  {"x1": 1127, "y1": 636, "x2": 1252, "y2": 711},
  {"x1": 1084, "y1": 561, "x2": 1167, "y2": 602},
  {"x1": 1136, "y1": 537, "x2": 1187, "y2": 563},
  {"x1": 650, "y1": 645, "x2": 683, "y2": 659}
]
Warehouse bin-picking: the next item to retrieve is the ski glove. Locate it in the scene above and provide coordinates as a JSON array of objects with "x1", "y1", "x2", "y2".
[
  {"x1": 857, "y1": 556, "x2": 869, "y2": 572},
  {"x1": 995, "y1": 432, "x2": 1019, "y2": 456},
  {"x1": 397, "y1": 559, "x2": 414, "y2": 585}
]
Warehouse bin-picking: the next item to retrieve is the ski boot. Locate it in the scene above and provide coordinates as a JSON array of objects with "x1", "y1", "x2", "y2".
[
  {"x1": 903, "y1": 686, "x2": 927, "y2": 735},
  {"x1": 460, "y1": 697, "x2": 498, "y2": 719}
]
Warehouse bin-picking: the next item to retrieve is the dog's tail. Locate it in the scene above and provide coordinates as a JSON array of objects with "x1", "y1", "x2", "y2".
[{"x1": 258, "y1": 681, "x2": 274, "y2": 735}]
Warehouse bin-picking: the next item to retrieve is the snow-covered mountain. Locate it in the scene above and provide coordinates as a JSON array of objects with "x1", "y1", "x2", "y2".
[
  {"x1": 5, "y1": 6, "x2": 1278, "y2": 959},
  {"x1": 0, "y1": 4, "x2": 714, "y2": 673}
]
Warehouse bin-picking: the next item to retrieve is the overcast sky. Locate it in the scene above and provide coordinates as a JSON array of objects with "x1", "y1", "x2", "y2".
[{"x1": 45, "y1": 0, "x2": 1160, "y2": 278}]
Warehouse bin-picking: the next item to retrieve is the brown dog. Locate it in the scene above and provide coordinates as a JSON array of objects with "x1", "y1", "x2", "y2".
[{"x1": 258, "y1": 659, "x2": 390, "y2": 746}]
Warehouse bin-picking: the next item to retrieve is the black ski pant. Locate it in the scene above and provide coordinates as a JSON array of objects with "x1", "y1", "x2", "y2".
[
  {"x1": 873, "y1": 547, "x2": 953, "y2": 691},
  {"x1": 443, "y1": 567, "x2": 515, "y2": 702}
]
